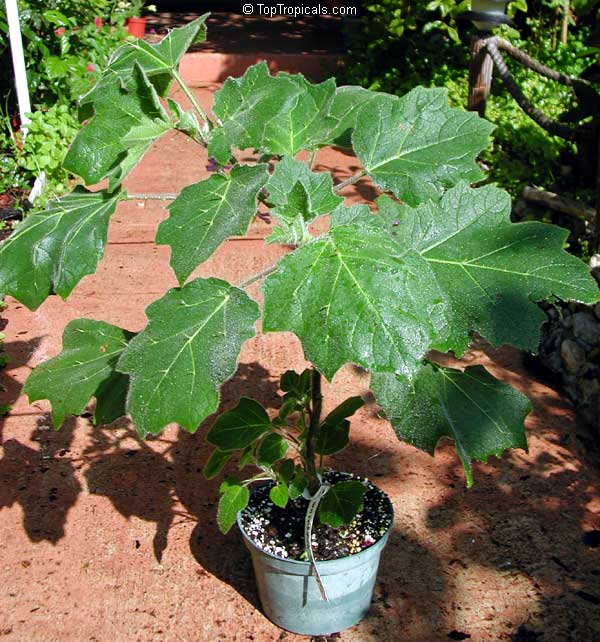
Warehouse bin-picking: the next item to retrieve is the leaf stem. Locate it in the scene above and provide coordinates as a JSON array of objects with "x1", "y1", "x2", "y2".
[
  {"x1": 242, "y1": 473, "x2": 274, "y2": 487},
  {"x1": 237, "y1": 263, "x2": 278, "y2": 289},
  {"x1": 125, "y1": 193, "x2": 178, "y2": 200},
  {"x1": 172, "y1": 69, "x2": 212, "y2": 140},
  {"x1": 276, "y1": 427, "x2": 301, "y2": 446},
  {"x1": 333, "y1": 171, "x2": 365, "y2": 193}
]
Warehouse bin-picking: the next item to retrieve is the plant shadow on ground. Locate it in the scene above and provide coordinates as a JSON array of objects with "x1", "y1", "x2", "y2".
[
  {"x1": 0, "y1": 336, "x2": 44, "y2": 443},
  {"x1": 420, "y1": 344, "x2": 600, "y2": 641},
  {"x1": 0, "y1": 415, "x2": 81, "y2": 543},
  {"x1": 1, "y1": 355, "x2": 600, "y2": 640}
]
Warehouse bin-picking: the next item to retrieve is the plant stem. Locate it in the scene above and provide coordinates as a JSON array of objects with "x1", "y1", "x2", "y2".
[
  {"x1": 242, "y1": 473, "x2": 274, "y2": 487},
  {"x1": 304, "y1": 368, "x2": 322, "y2": 494},
  {"x1": 125, "y1": 193, "x2": 178, "y2": 200},
  {"x1": 172, "y1": 69, "x2": 212, "y2": 140},
  {"x1": 333, "y1": 171, "x2": 365, "y2": 193},
  {"x1": 237, "y1": 263, "x2": 278, "y2": 289}
]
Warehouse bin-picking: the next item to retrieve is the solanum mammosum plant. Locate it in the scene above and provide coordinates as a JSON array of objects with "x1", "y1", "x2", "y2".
[{"x1": 1, "y1": 16, "x2": 599, "y2": 533}]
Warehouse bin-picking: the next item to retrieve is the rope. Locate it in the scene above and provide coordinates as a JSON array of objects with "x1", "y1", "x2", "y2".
[
  {"x1": 482, "y1": 37, "x2": 577, "y2": 140},
  {"x1": 304, "y1": 483, "x2": 331, "y2": 602},
  {"x1": 491, "y1": 37, "x2": 577, "y2": 86}
]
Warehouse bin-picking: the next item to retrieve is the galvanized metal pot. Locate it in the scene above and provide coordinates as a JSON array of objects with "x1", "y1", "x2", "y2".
[{"x1": 237, "y1": 496, "x2": 393, "y2": 636}]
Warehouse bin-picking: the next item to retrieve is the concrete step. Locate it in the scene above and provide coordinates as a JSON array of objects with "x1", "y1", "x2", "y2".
[{"x1": 179, "y1": 51, "x2": 341, "y2": 84}]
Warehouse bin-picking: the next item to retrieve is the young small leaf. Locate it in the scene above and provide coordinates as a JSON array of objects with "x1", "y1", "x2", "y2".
[
  {"x1": 289, "y1": 466, "x2": 308, "y2": 500},
  {"x1": 238, "y1": 445, "x2": 256, "y2": 469},
  {"x1": 204, "y1": 449, "x2": 233, "y2": 480},
  {"x1": 267, "y1": 156, "x2": 343, "y2": 216},
  {"x1": 257, "y1": 433, "x2": 289, "y2": 467},
  {"x1": 219, "y1": 475, "x2": 241, "y2": 495},
  {"x1": 269, "y1": 483, "x2": 289, "y2": 508},
  {"x1": 167, "y1": 98, "x2": 202, "y2": 139},
  {"x1": 278, "y1": 396, "x2": 300, "y2": 421},
  {"x1": 322, "y1": 396, "x2": 364, "y2": 425},
  {"x1": 217, "y1": 483, "x2": 249, "y2": 534},
  {"x1": 280, "y1": 370, "x2": 300, "y2": 393},
  {"x1": 207, "y1": 397, "x2": 272, "y2": 451},
  {"x1": 277, "y1": 459, "x2": 295, "y2": 485},
  {"x1": 319, "y1": 481, "x2": 366, "y2": 527},
  {"x1": 314, "y1": 421, "x2": 350, "y2": 456}
]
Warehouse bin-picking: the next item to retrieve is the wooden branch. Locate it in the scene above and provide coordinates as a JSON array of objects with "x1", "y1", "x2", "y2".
[
  {"x1": 522, "y1": 186, "x2": 595, "y2": 221},
  {"x1": 468, "y1": 35, "x2": 494, "y2": 117}
]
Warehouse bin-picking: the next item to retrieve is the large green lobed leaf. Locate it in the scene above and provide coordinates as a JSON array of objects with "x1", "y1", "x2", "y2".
[
  {"x1": 0, "y1": 187, "x2": 122, "y2": 310},
  {"x1": 262, "y1": 74, "x2": 337, "y2": 155},
  {"x1": 352, "y1": 88, "x2": 494, "y2": 206},
  {"x1": 65, "y1": 64, "x2": 172, "y2": 187},
  {"x1": 157, "y1": 164, "x2": 268, "y2": 284},
  {"x1": 371, "y1": 364, "x2": 531, "y2": 486},
  {"x1": 208, "y1": 62, "x2": 303, "y2": 164},
  {"x1": 322, "y1": 85, "x2": 378, "y2": 148},
  {"x1": 262, "y1": 220, "x2": 449, "y2": 380},
  {"x1": 24, "y1": 319, "x2": 134, "y2": 428},
  {"x1": 117, "y1": 278, "x2": 260, "y2": 436},
  {"x1": 380, "y1": 182, "x2": 600, "y2": 355},
  {"x1": 79, "y1": 15, "x2": 209, "y2": 107}
]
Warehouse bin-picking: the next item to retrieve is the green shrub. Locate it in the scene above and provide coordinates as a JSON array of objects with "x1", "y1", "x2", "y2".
[
  {"x1": 0, "y1": 0, "x2": 128, "y2": 203},
  {"x1": 342, "y1": 6, "x2": 598, "y2": 204}
]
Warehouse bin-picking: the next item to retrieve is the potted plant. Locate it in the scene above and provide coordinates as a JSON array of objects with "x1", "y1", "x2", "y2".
[
  {"x1": 1, "y1": 15, "x2": 598, "y2": 635},
  {"x1": 114, "y1": 0, "x2": 157, "y2": 39}
]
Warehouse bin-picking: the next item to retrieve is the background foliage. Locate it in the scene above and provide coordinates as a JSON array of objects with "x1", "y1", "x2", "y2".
[
  {"x1": 343, "y1": 0, "x2": 600, "y2": 257},
  {"x1": 0, "y1": 0, "x2": 129, "y2": 204}
]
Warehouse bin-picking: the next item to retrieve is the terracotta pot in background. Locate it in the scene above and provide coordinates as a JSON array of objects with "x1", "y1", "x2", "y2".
[{"x1": 127, "y1": 17, "x2": 146, "y2": 39}]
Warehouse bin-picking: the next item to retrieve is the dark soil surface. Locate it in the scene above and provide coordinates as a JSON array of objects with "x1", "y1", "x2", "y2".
[{"x1": 240, "y1": 472, "x2": 393, "y2": 561}]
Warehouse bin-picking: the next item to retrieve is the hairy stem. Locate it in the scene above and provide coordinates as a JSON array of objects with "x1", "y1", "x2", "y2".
[
  {"x1": 172, "y1": 69, "x2": 212, "y2": 141},
  {"x1": 304, "y1": 368, "x2": 322, "y2": 494},
  {"x1": 125, "y1": 193, "x2": 178, "y2": 200},
  {"x1": 237, "y1": 263, "x2": 278, "y2": 290},
  {"x1": 333, "y1": 171, "x2": 365, "y2": 193}
]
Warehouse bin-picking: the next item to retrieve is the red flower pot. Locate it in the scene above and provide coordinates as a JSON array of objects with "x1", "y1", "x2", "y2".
[{"x1": 127, "y1": 17, "x2": 146, "y2": 39}]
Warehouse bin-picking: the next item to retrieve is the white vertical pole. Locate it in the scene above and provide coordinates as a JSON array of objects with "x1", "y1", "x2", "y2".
[
  {"x1": 5, "y1": 0, "x2": 46, "y2": 203},
  {"x1": 6, "y1": 0, "x2": 32, "y2": 132}
]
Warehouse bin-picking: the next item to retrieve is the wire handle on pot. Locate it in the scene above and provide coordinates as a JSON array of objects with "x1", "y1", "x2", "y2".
[{"x1": 304, "y1": 483, "x2": 331, "y2": 602}]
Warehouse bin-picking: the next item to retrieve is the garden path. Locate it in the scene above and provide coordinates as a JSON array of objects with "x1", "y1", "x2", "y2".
[{"x1": 1, "y1": 15, "x2": 600, "y2": 642}]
